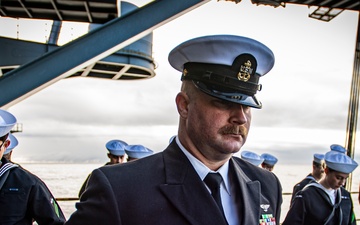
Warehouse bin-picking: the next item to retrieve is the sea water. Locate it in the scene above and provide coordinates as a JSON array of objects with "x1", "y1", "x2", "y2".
[{"x1": 21, "y1": 163, "x2": 360, "y2": 223}]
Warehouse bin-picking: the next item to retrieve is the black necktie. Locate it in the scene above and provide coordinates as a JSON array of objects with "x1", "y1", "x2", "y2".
[{"x1": 204, "y1": 172, "x2": 225, "y2": 216}]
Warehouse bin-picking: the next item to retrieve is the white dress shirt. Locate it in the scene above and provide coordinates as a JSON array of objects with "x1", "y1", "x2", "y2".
[{"x1": 176, "y1": 137, "x2": 241, "y2": 225}]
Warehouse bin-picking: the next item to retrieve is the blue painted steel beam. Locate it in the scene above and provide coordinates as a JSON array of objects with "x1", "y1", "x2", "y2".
[{"x1": 0, "y1": 0, "x2": 210, "y2": 108}]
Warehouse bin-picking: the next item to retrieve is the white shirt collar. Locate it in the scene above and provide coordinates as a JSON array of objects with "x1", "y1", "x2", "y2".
[
  {"x1": 175, "y1": 137, "x2": 231, "y2": 194},
  {"x1": 310, "y1": 182, "x2": 338, "y2": 205}
]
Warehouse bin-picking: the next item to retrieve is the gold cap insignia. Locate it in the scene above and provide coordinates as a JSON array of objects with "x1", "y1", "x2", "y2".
[{"x1": 237, "y1": 60, "x2": 252, "y2": 82}]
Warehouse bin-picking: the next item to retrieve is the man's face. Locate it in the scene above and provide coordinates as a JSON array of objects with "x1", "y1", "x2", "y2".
[
  {"x1": 313, "y1": 162, "x2": 325, "y2": 180},
  {"x1": 184, "y1": 86, "x2": 252, "y2": 157},
  {"x1": 107, "y1": 153, "x2": 124, "y2": 164},
  {"x1": 325, "y1": 168, "x2": 349, "y2": 189},
  {"x1": 261, "y1": 163, "x2": 274, "y2": 172}
]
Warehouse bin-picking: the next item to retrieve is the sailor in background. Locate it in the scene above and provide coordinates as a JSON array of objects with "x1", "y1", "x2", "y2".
[
  {"x1": 290, "y1": 153, "x2": 325, "y2": 203},
  {"x1": 78, "y1": 139, "x2": 128, "y2": 197},
  {"x1": 2, "y1": 132, "x2": 18, "y2": 161},
  {"x1": 124, "y1": 144, "x2": 154, "y2": 161},
  {"x1": 260, "y1": 153, "x2": 278, "y2": 172},
  {"x1": 283, "y1": 151, "x2": 358, "y2": 225},
  {"x1": 65, "y1": 34, "x2": 282, "y2": 225},
  {"x1": 105, "y1": 139, "x2": 128, "y2": 165},
  {"x1": 0, "y1": 109, "x2": 65, "y2": 225},
  {"x1": 240, "y1": 150, "x2": 264, "y2": 166}
]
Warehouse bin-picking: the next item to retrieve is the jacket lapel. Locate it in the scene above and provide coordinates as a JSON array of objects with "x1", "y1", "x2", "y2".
[
  {"x1": 159, "y1": 145, "x2": 228, "y2": 225},
  {"x1": 230, "y1": 158, "x2": 261, "y2": 225}
]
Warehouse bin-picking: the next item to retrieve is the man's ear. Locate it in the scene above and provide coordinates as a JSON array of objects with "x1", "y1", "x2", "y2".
[
  {"x1": 175, "y1": 92, "x2": 189, "y2": 119},
  {"x1": 324, "y1": 167, "x2": 329, "y2": 174},
  {"x1": 4, "y1": 139, "x2": 10, "y2": 148}
]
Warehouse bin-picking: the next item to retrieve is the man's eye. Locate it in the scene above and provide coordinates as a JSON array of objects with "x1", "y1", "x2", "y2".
[{"x1": 213, "y1": 100, "x2": 229, "y2": 107}]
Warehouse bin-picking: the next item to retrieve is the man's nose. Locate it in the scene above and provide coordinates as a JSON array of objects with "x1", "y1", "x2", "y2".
[{"x1": 231, "y1": 105, "x2": 249, "y2": 124}]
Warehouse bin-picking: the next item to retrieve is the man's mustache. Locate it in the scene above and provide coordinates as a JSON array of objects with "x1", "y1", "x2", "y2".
[{"x1": 219, "y1": 126, "x2": 247, "y2": 136}]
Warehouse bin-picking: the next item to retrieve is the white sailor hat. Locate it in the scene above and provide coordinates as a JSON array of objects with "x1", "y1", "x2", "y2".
[
  {"x1": 105, "y1": 139, "x2": 128, "y2": 156},
  {"x1": 168, "y1": 35, "x2": 275, "y2": 109},
  {"x1": 4, "y1": 133, "x2": 18, "y2": 155},
  {"x1": 0, "y1": 109, "x2": 17, "y2": 138},
  {"x1": 125, "y1": 144, "x2": 154, "y2": 159},
  {"x1": 324, "y1": 151, "x2": 358, "y2": 174},
  {"x1": 330, "y1": 144, "x2": 346, "y2": 154},
  {"x1": 261, "y1": 153, "x2": 278, "y2": 166},
  {"x1": 241, "y1": 150, "x2": 264, "y2": 166},
  {"x1": 313, "y1": 153, "x2": 325, "y2": 164}
]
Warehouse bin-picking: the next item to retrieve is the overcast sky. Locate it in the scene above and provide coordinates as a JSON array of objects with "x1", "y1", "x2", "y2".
[{"x1": 1, "y1": 0, "x2": 359, "y2": 164}]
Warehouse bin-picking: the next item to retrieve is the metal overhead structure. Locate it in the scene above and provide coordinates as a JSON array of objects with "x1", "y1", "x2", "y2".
[
  {"x1": 0, "y1": 0, "x2": 210, "y2": 108},
  {"x1": 251, "y1": 0, "x2": 359, "y2": 12},
  {"x1": 0, "y1": 1, "x2": 158, "y2": 86},
  {"x1": 1, "y1": 0, "x2": 359, "y2": 18},
  {"x1": 0, "y1": 0, "x2": 119, "y2": 23}
]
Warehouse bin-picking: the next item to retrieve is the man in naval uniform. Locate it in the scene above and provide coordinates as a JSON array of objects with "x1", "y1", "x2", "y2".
[
  {"x1": 291, "y1": 153, "x2": 325, "y2": 203},
  {"x1": 105, "y1": 139, "x2": 128, "y2": 165},
  {"x1": 260, "y1": 153, "x2": 278, "y2": 172},
  {"x1": 0, "y1": 109, "x2": 65, "y2": 225},
  {"x1": 65, "y1": 34, "x2": 283, "y2": 225},
  {"x1": 124, "y1": 144, "x2": 154, "y2": 161},
  {"x1": 78, "y1": 139, "x2": 128, "y2": 197},
  {"x1": 283, "y1": 151, "x2": 358, "y2": 225},
  {"x1": 240, "y1": 150, "x2": 264, "y2": 167}
]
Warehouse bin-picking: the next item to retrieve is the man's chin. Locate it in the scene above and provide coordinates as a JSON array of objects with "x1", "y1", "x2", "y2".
[
  {"x1": 224, "y1": 142, "x2": 243, "y2": 153},
  {"x1": 230, "y1": 137, "x2": 245, "y2": 147}
]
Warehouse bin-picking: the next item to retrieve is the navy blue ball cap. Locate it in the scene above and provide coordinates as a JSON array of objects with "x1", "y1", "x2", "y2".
[{"x1": 168, "y1": 35, "x2": 275, "y2": 108}]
